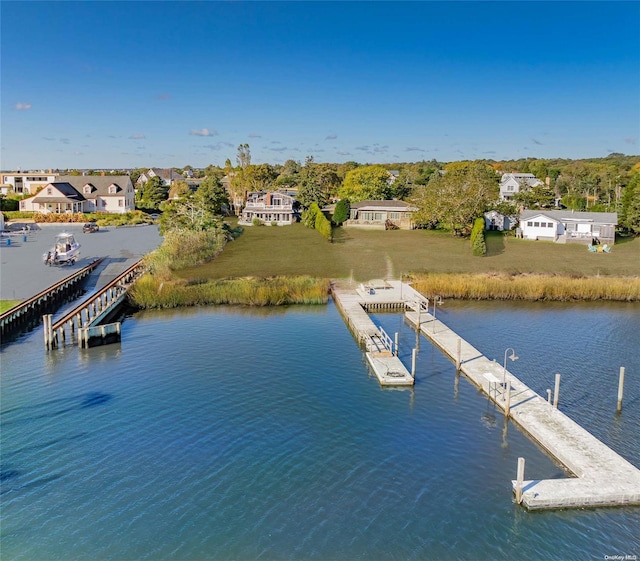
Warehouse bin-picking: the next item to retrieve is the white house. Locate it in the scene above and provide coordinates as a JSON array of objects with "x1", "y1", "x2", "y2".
[
  {"x1": 519, "y1": 210, "x2": 617, "y2": 244},
  {"x1": 1, "y1": 171, "x2": 59, "y2": 195},
  {"x1": 136, "y1": 168, "x2": 184, "y2": 188},
  {"x1": 499, "y1": 173, "x2": 543, "y2": 201},
  {"x1": 20, "y1": 175, "x2": 135, "y2": 214},
  {"x1": 239, "y1": 191, "x2": 297, "y2": 225}
]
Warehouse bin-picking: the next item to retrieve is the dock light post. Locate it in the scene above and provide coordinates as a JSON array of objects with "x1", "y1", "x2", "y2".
[
  {"x1": 432, "y1": 296, "x2": 443, "y2": 333},
  {"x1": 503, "y1": 347, "x2": 518, "y2": 388}
]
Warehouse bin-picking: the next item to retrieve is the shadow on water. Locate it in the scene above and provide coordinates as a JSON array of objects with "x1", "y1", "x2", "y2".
[{"x1": 0, "y1": 392, "x2": 113, "y2": 426}]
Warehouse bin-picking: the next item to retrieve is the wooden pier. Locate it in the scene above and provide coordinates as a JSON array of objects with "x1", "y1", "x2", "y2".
[
  {"x1": 43, "y1": 259, "x2": 145, "y2": 349},
  {"x1": 331, "y1": 279, "x2": 640, "y2": 509},
  {"x1": 0, "y1": 258, "x2": 104, "y2": 343},
  {"x1": 331, "y1": 280, "x2": 427, "y2": 387},
  {"x1": 403, "y1": 305, "x2": 640, "y2": 510}
]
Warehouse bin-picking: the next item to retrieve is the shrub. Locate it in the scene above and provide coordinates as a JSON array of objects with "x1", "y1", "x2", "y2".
[
  {"x1": 302, "y1": 204, "x2": 319, "y2": 228},
  {"x1": 332, "y1": 199, "x2": 350, "y2": 225},
  {"x1": 315, "y1": 209, "x2": 333, "y2": 242},
  {"x1": 470, "y1": 217, "x2": 486, "y2": 256},
  {"x1": 252, "y1": 217, "x2": 263, "y2": 226}
]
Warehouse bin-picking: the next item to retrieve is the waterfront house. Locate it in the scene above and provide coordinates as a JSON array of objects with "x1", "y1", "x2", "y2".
[
  {"x1": 20, "y1": 175, "x2": 135, "y2": 214},
  {"x1": 239, "y1": 191, "x2": 297, "y2": 225},
  {"x1": 499, "y1": 173, "x2": 543, "y2": 201},
  {"x1": 344, "y1": 200, "x2": 416, "y2": 230},
  {"x1": 519, "y1": 209, "x2": 617, "y2": 244}
]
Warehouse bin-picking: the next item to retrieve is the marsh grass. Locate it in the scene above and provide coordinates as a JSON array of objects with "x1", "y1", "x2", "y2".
[
  {"x1": 129, "y1": 275, "x2": 329, "y2": 308},
  {"x1": 144, "y1": 229, "x2": 228, "y2": 279},
  {"x1": 410, "y1": 273, "x2": 640, "y2": 301}
]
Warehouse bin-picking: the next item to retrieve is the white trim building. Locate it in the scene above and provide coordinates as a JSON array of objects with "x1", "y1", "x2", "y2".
[
  {"x1": 19, "y1": 176, "x2": 135, "y2": 214},
  {"x1": 239, "y1": 191, "x2": 297, "y2": 225},
  {"x1": 519, "y1": 210, "x2": 617, "y2": 244},
  {"x1": 499, "y1": 173, "x2": 543, "y2": 201},
  {"x1": 1, "y1": 172, "x2": 59, "y2": 195},
  {"x1": 345, "y1": 200, "x2": 416, "y2": 229}
]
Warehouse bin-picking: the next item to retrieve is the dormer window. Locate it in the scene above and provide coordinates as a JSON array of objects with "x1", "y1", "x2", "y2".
[
  {"x1": 108, "y1": 184, "x2": 118, "y2": 194},
  {"x1": 83, "y1": 184, "x2": 93, "y2": 194}
]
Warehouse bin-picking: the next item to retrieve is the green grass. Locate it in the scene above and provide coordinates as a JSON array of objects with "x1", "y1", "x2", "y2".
[
  {"x1": 0, "y1": 300, "x2": 22, "y2": 314},
  {"x1": 176, "y1": 224, "x2": 640, "y2": 283}
]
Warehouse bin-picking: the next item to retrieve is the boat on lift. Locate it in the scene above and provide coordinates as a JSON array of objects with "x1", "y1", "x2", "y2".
[{"x1": 43, "y1": 232, "x2": 81, "y2": 266}]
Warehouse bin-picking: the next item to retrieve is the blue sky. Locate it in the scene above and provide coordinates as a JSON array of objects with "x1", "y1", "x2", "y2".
[{"x1": 1, "y1": 1, "x2": 638, "y2": 170}]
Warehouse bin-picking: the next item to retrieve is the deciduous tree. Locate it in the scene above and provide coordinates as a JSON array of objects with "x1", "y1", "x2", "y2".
[
  {"x1": 410, "y1": 162, "x2": 498, "y2": 235},
  {"x1": 338, "y1": 165, "x2": 392, "y2": 202}
]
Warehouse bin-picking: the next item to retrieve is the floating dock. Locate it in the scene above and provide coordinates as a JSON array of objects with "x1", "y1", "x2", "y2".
[
  {"x1": 332, "y1": 279, "x2": 640, "y2": 509},
  {"x1": 331, "y1": 280, "x2": 420, "y2": 386}
]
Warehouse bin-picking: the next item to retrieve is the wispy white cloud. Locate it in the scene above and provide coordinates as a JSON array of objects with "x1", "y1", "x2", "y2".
[
  {"x1": 337, "y1": 150, "x2": 352, "y2": 156},
  {"x1": 267, "y1": 146, "x2": 288, "y2": 152},
  {"x1": 60, "y1": 138, "x2": 70, "y2": 145},
  {"x1": 624, "y1": 137, "x2": 637, "y2": 145},
  {"x1": 203, "y1": 142, "x2": 234, "y2": 150},
  {"x1": 325, "y1": 134, "x2": 338, "y2": 140},
  {"x1": 15, "y1": 102, "x2": 32, "y2": 110},
  {"x1": 249, "y1": 133, "x2": 262, "y2": 138},
  {"x1": 190, "y1": 128, "x2": 217, "y2": 137},
  {"x1": 157, "y1": 93, "x2": 171, "y2": 101},
  {"x1": 405, "y1": 147, "x2": 425, "y2": 152},
  {"x1": 531, "y1": 138, "x2": 543, "y2": 145},
  {"x1": 129, "y1": 133, "x2": 146, "y2": 139}
]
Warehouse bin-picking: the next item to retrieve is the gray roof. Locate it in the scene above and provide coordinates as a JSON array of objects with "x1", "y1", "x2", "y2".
[
  {"x1": 351, "y1": 200, "x2": 416, "y2": 211},
  {"x1": 57, "y1": 175, "x2": 132, "y2": 197},
  {"x1": 27, "y1": 182, "x2": 85, "y2": 203},
  {"x1": 520, "y1": 209, "x2": 617, "y2": 224}
]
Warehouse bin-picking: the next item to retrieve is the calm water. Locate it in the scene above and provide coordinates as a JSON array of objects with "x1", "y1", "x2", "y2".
[{"x1": 1, "y1": 300, "x2": 639, "y2": 560}]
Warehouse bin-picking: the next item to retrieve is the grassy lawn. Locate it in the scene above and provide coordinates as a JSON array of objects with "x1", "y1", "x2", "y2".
[
  {"x1": 176, "y1": 224, "x2": 640, "y2": 282},
  {"x1": 0, "y1": 300, "x2": 22, "y2": 314}
]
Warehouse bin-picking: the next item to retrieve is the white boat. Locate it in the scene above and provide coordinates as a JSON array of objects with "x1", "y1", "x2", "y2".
[{"x1": 43, "y1": 232, "x2": 81, "y2": 266}]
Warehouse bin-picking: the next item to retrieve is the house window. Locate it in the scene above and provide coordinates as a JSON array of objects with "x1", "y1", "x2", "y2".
[
  {"x1": 527, "y1": 221, "x2": 533, "y2": 227},
  {"x1": 374, "y1": 213, "x2": 384, "y2": 221},
  {"x1": 47, "y1": 187, "x2": 52, "y2": 195},
  {"x1": 84, "y1": 185, "x2": 92, "y2": 194},
  {"x1": 108, "y1": 185, "x2": 117, "y2": 194},
  {"x1": 118, "y1": 200, "x2": 123, "y2": 207},
  {"x1": 534, "y1": 222, "x2": 540, "y2": 227},
  {"x1": 389, "y1": 212, "x2": 401, "y2": 219}
]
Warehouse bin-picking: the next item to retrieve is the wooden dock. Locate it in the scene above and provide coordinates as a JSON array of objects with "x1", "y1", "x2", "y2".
[
  {"x1": 0, "y1": 258, "x2": 105, "y2": 343},
  {"x1": 331, "y1": 280, "x2": 428, "y2": 387},
  {"x1": 44, "y1": 259, "x2": 145, "y2": 349},
  {"x1": 403, "y1": 306, "x2": 640, "y2": 510}
]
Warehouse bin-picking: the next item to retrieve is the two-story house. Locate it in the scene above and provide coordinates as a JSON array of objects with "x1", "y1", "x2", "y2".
[
  {"x1": 1, "y1": 171, "x2": 59, "y2": 195},
  {"x1": 239, "y1": 191, "x2": 297, "y2": 225},
  {"x1": 499, "y1": 173, "x2": 543, "y2": 201},
  {"x1": 20, "y1": 175, "x2": 135, "y2": 214}
]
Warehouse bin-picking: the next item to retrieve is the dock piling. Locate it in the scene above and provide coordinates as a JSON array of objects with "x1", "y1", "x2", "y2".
[
  {"x1": 617, "y1": 366, "x2": 625, "y2": 413},
  {"x1": 516, "y1": 457, "x2": 526, "y2": 504},
  {"x1": 411, "y1": 348, "x2": 417, "y2": 378},
  {"x1": 394, "y1": 332, "x2": 399, "y2": 356},
  {"x1": 456, "y1": 338, "x2": 461, "y2": 370},
  {"x1": 553, "y1": 373, "x2": 561, "y2": 408},
  {"x1": 547, "y1": 389, "x2": 552, "y2": 404},
  {"x1": 505, "y1": 380, "x2": 512, "y2": 416}
]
